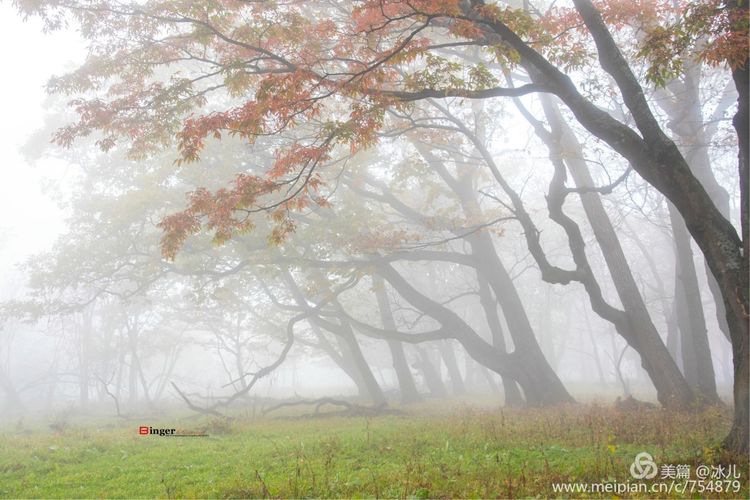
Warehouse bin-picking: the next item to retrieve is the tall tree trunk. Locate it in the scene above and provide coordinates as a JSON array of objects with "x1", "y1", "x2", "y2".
[
  {"x1": 337, "y1": 321, "x2": 387, "y2": 407},
  {"x1": 657, "y1": 65, "x2": 735, "y2": 343},
  {"x1": 438, "y1": 341, "x2": 465, "y2": 395},
  {"x1": 373, "y1": 275, "x2": 421, "y2": 403},
  {"x1": 657, "y1": 56, "x2": 745, "y2": 448},
  {"x1": 0, "y1": 370, "x2": 22, "y2": 412},
  {"x1": 621, "y1": 217, "x2": 682, "y2": 364},
  {"x1": 668, "y1": 204, "x2": 719, "y2": 401},
  {"x1": 582, "y1": 305, "x2": 606, "y2": 385},
  {"x1": 477, "y1": 275, "x2": 524, "y2": 406},
  {"x1": 130, "y1": 340, "x2": 153, "y2": 409},
  {"x1": 415, "y1": 346, "x2": 448, "y2": 397},
  {"x1": 128, "y1": 352, "x2": 138, "y2": 406},
  {"x1": 79, "y1": 310, "x2": 93, "y2": 409},
  {"x1": 471, "y1": 236, "x2": 573, "y2": 405}
]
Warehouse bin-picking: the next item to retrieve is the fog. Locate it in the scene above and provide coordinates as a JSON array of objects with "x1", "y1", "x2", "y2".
[{"x1": 0, "y1": 0, "x2": 741, "y2": 445}]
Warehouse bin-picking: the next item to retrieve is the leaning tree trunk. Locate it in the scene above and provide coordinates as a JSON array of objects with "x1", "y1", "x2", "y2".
[
  {"x1": 441, "y1": 94, "x2": 690, "y2": 407},
  {"x1": 412, "y1": 140, "x2": 572, "y2": 405},
  {"x1": 455, "y1": 0, "x2": 745, "y2": 451},
  {"x1": 337, "y1": 322, "x2": 387, "y2": 407},
  {"x1": 537, "y1": 95, "x2": 696, "y2": 408},
  {"x1": 331, "y1": 333, "x2": 374, "y2": 400},
  {"x1": 288, "y1": 303, "x2": 375, "y2": 400},
  {"x1": 467, "y1": 215, "x2": 572, "y2": 406},
  {"x1": 282, "y1": 271, "x2": 388, "y2": 406},
  {"x1": 376, "y1": 261, "x2": 573, "y2": 406}
]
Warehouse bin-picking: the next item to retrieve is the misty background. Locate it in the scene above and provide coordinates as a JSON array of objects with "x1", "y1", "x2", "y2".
[{"x1": 0, "y1": 2, "x2": 739, "y2": 422}]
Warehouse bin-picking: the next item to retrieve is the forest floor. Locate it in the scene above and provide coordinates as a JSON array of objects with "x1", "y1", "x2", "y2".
[{"x1": 0, "y1": 400, "x2": 747, "y2": 498}]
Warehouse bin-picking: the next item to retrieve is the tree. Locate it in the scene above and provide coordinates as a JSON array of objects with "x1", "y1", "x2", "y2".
[{"x1": 16, "y1": 0, "x2": 748, "y2": 453}]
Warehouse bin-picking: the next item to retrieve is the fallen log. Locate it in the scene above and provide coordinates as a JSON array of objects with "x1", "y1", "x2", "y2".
[{"x1": 262, "y1": 397, "x2": 400, "y2": 417}]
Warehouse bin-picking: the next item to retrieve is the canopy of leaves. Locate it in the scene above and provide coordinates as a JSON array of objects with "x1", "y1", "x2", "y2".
[{"x1": 14, "y1": 0, "x2": 746, "y2": 257}]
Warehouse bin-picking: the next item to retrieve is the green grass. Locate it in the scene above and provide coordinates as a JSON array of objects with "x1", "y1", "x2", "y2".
[{"x1": 0, "y1": 402, "x2": 746, "y2": 498}]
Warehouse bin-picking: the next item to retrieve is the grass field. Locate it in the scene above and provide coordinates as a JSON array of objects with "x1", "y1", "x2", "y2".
[{"x1": 0, "y1": 401, "x2": 747, "y2": 498}]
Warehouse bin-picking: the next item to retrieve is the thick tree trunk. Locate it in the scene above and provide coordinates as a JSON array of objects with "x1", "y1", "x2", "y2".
[
  {"x1": 723, "y1": 29, "x2": 749, "y2": 453},
  {"x1": 305, "y1": 314, "x2": 389, "y2": 407},
  {"x1": 296, "y1": 318, "x2": 371, "y2": 399}
]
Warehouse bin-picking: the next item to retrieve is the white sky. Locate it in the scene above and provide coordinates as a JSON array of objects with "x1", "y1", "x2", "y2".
[{"x1": 0, "y1": 4, "x2": 85, "y2": 291}]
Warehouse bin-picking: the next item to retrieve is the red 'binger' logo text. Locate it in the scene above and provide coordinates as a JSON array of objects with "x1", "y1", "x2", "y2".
[
  {"x1": 139, "y1": 426, "x2": 207, "y2": 437},
  {"x1": 139, "y1": 426, "x2": 175, "y2": 436}
]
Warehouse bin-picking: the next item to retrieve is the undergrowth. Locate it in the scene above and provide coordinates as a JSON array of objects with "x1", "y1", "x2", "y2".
[{"x1": 0, "y1": 402, "x2": 746, "y2": 498}]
